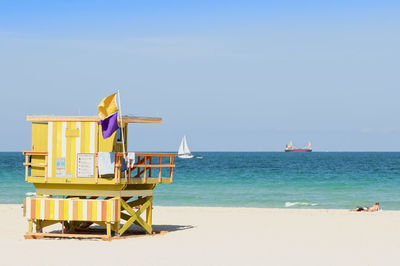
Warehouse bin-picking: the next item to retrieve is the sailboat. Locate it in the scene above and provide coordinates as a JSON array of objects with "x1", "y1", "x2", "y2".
[{"x1": 178, "y1": 136, "x2": 194, "y2": 159}]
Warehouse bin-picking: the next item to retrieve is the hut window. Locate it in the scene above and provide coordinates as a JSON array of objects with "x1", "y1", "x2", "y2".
[{"x1": 116, "y1": 127, "x2": 125, "y2": 143}]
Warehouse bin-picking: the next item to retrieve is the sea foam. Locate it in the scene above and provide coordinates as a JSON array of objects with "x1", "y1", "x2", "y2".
[{"x1": 285, "y1": 202, "x2": 318, "y2": 207}]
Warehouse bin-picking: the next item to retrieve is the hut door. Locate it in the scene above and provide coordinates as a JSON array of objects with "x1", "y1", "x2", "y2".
[
  {"x1": 32, "y1": 122, "x2": 48, "y2": 152},
  {"x1": 31, "y1": 122, "x2": 48, "y2": 177}
]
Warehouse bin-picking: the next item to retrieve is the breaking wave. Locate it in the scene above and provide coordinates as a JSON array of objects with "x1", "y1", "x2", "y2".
[{"x1": 285, "y1": 202, "x2": 318, "y2": 207}]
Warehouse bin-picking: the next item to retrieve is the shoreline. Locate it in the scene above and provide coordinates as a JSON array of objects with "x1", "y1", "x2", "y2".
[
  {"x1": 1, "y1": 202, "x2": 397, "y2": 212},
  {"x1": 1, "y1": 204, "x2": 400, "y2": 265}
]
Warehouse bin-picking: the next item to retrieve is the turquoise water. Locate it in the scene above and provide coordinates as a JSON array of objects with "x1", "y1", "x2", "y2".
[{"x1": 2, "y1": 152, "x2": 400, "y2": 209}]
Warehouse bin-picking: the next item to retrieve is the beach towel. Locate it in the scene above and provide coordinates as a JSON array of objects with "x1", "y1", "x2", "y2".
[
  {"x1": 98, "y1": 152, "x2": 115, "y2": 175},
  {"x1": 127, "y1": 152, "x2": 135, "y2": 167},
  {"x1": 120, "y1": 152, "x2": 135, "y2": 172}
]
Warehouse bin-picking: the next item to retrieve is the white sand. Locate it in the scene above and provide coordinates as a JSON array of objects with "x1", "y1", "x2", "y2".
[{"x1": 1, "y1": 204, "x2": 400, "y2": 266}]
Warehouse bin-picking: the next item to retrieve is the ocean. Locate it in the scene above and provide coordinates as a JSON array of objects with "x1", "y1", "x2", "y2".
[{"x1": 1, "y1": 152, "x2": 400, "y2": 209}]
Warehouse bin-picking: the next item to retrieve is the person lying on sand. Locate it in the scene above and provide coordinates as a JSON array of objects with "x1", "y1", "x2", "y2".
[{"x1": 350, "y1": 202, "x2": 380, "y2": 212}]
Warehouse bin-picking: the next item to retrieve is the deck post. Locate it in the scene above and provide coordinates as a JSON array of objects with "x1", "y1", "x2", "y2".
[
  {"x1": 28, "y1": 219, "x2": 33, "y2": 233},
  {"x1": 25, "y1": 155, "x2": 29, "y2": 181},
  {"x1": 36, "y1": 220, "x2": 43, "y2": 233},
  {"x1": 44, "y1": 155, "x2": 48, "y2": 182},
  {"x1": 143, "y1": 156, "x2": 147, "y2": 183},
  {"x1": 146, "y1": 196, "x2": 153, "y2": 229},
  {"x1": 158, "y1": 156, "x2": 162, "y2": 182},
  {"x1": 170, "y1": 156, "x2": 174, "y2": 182},
  {"x1": 106, "y1": 222, "x2": 111, "y2": 237},
  {"x1": 95, "y1": 153, "x2": 98, "y2": 184}
]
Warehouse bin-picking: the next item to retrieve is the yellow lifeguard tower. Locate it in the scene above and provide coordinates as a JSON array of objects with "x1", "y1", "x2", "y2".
[{"x1": 23, "y1": 114, "x2": 176, "y2": 240}]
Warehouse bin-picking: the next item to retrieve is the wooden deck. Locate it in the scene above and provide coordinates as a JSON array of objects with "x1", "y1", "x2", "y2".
[
  {"x1": 25, "y1": 230, "x2": 168, "y2": 241},
  {"x1": 23, "y1": 151, "x2": 177, "y2": 185}
]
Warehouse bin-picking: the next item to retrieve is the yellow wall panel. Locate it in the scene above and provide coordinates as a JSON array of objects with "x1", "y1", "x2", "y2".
[
  {"x1": 80, "y1": 122, "x2": 87, "y2": 153},
  {"x1": 69, "y1": 122, "x2": 76, "y2": 177},
  {"x1": 77, "y1": 200, "x2": 82, "y2": 220},
  {"x1": 51, "y1": 122, "x2": 58, "y2": 178},
  {"x1": 49, "y1": 199, "x2": 54, "y2": 220},
  {"x1": 98, "y1": 123, "x2": 116, "y2": 152},
  {"x1": 95, "y1": 122, "x2": 99, "y2": 153},
  {"x1": 55, "y1": 122, "x2": 62, "y2": 178},
  {"x1": 65, "y1": 122, "x2": 71, "y2": 175},
  {"x1": 32, "y1": 123, "x2": 48, "y2": 152}
]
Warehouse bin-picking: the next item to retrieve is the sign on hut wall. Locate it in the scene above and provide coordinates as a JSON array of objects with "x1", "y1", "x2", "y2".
[
  {"x1": 56, "y1": 157, "x2": 66, "y2": 177},
  {"x1": 77, "y1": 153, "x2": 95, "y2": 178}
]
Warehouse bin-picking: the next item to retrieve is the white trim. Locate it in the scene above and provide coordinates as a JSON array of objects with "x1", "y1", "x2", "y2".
[
  {"x1": 61, "y1": 122, "x2": 67, "y2": 158},
  {"x1": 82, "y1": 200, "x2": 87, "y2": 221},
  {"x1": 68, "y1": 199, "x2": 73, "y2": 221},
  {"x1": 54, "y1": 200, "x2": 59, "y2": 220},
  {"x1": 26, "y1": 198, "x2": 31, "y2": 218},
  {"x1": 90, "y1": 122, "x2": 95, "y2": 153},
  {"x1": 40, "y1": 199, "x2": 45, "y2": 220},
  {"x1": 97, "y1": 201, "x2": 102, "y2": 221},
  {"x1": 47, "y1": 122, "x2": 53, "y2": 177},
  {"x1": 110, "y1": 200, "x2": 115, "y2": 222}
]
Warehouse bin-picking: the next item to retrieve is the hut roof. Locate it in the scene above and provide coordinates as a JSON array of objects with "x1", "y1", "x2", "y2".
[{"x1": 26, "y1": 115, "x2": 162, "y2": 123}]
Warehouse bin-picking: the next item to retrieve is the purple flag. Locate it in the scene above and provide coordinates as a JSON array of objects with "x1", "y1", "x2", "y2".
[{"x1": 99, "y1": 112, "x2": 119, "y2": 139}]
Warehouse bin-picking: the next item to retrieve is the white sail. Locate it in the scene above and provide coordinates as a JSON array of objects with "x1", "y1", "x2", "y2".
[
  {"x1": 178, "y1": 135, "x2": 194, "y2": 158},
  {"x1": 183, "y1": 136, "x2": 191, "y2": 154},
  {"x1": 178, "y1": 137, "x2": 185, "y2": 155}
]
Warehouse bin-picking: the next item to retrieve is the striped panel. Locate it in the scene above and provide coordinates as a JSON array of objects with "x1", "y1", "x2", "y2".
[
  {"x1": 49, "y1": 121, "x2": 98, "y2": 178},
  {"x1": 24, "y1": 197, "x2": 119, "y2": 222}
]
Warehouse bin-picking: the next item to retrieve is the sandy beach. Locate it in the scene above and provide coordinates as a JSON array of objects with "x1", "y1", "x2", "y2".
[{"x1": 1, "y1": 204, "x2": 400, "y2": 266}]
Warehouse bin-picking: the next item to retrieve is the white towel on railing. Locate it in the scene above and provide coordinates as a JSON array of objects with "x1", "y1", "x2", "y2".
[
  {"x1": 127, "y1": 152, "x2": 135, "y2": 167},
  {"x1": 98, "y1": 152, "x2": 115, "y2": 175}
]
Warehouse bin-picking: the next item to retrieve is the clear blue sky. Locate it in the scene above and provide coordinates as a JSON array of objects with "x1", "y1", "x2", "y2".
[{"x1": 1, "y1": 0, "x2": 400, "y2": 151}]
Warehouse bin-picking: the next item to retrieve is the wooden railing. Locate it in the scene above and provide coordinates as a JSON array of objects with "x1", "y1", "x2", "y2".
[
  {"x1": 115, "y1": 152, "x2": 177, "y2": 184},
  {"x1": 22, "y1": 151, "x2": 176, "y2": 184},
  {"x1": 22, "y1": 151, "x2": 48, "y2": 182}
]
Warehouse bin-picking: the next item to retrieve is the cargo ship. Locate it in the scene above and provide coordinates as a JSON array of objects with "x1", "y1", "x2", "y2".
[{"x1": 285, "y1": 141, "x2": 312, "y2": 152}]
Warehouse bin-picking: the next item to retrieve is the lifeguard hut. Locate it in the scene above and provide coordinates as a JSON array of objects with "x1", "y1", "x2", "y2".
[{"x1": 22, "y1": 113, "x2": 176, "y2": 240}]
